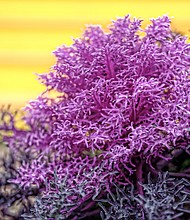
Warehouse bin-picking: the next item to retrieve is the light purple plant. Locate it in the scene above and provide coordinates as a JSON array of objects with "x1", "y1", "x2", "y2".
[{"x1": 0, "y1": 15, "x2": 190, "y2": 219}]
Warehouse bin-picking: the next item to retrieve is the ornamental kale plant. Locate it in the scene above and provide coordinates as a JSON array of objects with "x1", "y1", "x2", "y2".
[
  {"x1": 0, "y1": 15, "x2": 190, "y2": 219},
  {"x1": 0, "y1": 142, "x2": 39, "y2": 219},
  {"x1": 97, "y1": 173, "x2": 190, "y2": 220},
  {"x1": 136, "y1": 172, "x2": 190, "y2": 220}
]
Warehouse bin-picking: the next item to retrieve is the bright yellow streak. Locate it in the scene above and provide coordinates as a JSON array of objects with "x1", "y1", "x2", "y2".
[
  {"x1": 0, "y1": 1, "x2": 190, "y2": 20},
  {"x1": 0, "y1": 0, "x2": 190, "y2": 108}
]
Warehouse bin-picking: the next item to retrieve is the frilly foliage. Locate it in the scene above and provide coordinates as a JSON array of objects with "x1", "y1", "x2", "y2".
[
  {"x1": 0, "y1": 14, "x2": 190, "y2": 219},
  {"x1": 97, "y1": 173, "x2": 190, "y2": 220}
]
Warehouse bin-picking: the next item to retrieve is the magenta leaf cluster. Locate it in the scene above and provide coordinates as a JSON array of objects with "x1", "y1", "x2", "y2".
[{"x1": 1, "y1": 15, "x2": 190, "y2": 219}]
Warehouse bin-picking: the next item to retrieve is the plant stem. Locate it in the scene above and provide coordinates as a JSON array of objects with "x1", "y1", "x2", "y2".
[
  {"x1": 169, "y1": 172, "x2": 190, "y2": 178},
  {"x1": 136, "y1": 159, "x2": 144, "y2": 197}
]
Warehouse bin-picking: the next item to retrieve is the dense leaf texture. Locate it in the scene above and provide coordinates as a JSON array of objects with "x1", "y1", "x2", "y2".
[{"x1": 0, "y1": 15, "x2": 190, "y2": 219}]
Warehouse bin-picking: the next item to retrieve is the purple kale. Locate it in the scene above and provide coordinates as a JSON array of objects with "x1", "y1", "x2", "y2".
[
  {"x1": 2, "y1": 15, "x2": 190, "y2": 187},
  {"x1": 22, "y1": 166, "x2": 109, "y2": 220},
  {"x1": 0, "y1": 144, "x2": 39, "y2": 219},
  {"x1": 0, "y1": 14, "x2": 190, "y2": 219}
]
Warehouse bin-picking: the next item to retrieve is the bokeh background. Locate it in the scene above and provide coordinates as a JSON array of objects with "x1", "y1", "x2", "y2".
[{"x1": 0, "y1": 0, "x2": 190, "y2": 108}]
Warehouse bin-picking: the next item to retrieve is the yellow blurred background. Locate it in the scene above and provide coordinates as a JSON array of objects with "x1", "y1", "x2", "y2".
[{"x1": 0, "y1": 0, "x2": 190, "y2": 108}]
